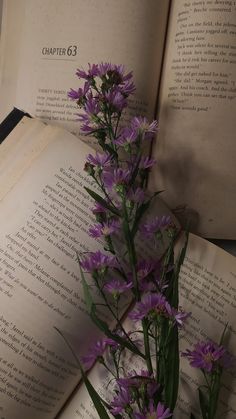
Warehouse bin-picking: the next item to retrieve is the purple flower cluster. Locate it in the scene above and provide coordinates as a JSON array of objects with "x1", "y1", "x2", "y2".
[
  {"x1": 81, "y1": 339, "x2": 107, "y2": 370},
  {"x1": 102, "y1": 167, "x2": 131, "y2": 195},
  {"x1": 89, "y1": 219, "x2": 120, "y2": 238},
  {"x1": 86, "y1": 151, "x2": 112, "y2": 169},
  {"x1": 104, "y1": 278, "x2": 133, "y2": 298},
  {"x1": 80, "y1": 251, "x2": 117, "y2": 275},
  {"x1": 71, "y1": 63, "x2": 206, "y2": 419},
  {"x1": 69, "y1": 63, "x2": 136, "y2": 134},
  {"x1": 129, "y1": 292, "x2": 190, "y2": 327},
  {"x1": 140, "y1": 215, "x2": 172, "y2": 239},
  {"x1": 110, "y1": 369, "x2": 169, "y2": 417}
]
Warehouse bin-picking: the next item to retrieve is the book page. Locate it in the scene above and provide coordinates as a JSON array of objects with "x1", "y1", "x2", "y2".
[
  {"x1": 0, "y1": 0, "x2": 25, "y2": 117},
  {"x1": 58, "y1": 234, "x2": 236, "y2": 419},
  {"x1": 177, "y1": 233, "x2": 236, "y2": 418},
  {"x1": 0, "y1": 0, "x2": 170, "y2": 139},
  {"x1": 0, "y1": 127, "x2": 125, "y2": 418},
  {"x1": 0, "y1": 119, "x2": 176, "y2": 418},
  {"x1": 150, "y1": 0, "x2": 236, "y2": 239}
]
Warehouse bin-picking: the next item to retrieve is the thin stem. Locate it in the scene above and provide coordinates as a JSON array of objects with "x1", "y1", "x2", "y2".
[
  {"x1": 142, "y1": 318, "x2": 153, "y2": 375},
  {"x1": 94, "y1": 275, "x2": 140, "y2": 354},
  {"x1": 155, "y1": 322, "x2": 159, "y2": 381}
]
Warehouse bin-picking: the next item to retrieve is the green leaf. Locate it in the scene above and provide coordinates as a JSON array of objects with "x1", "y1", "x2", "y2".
[
  {"x1": 80, "y1": 263, "x2": 144, "y2": 359},
  {"x1": 128, "y1": 154, "x2": 141, "y2": 187},
  {"x1": 198, "y1": 388, "x2": 208, "y2": 419},
  {"x1": 123, "y1": 218, "x2": 136, "y2": 266},
  {"x1": 84, "y1": 187, "x2": 120, "y2": 216},
  {"x1": 163, "y1": 325, "x2": 179, "y2": 411},
  {"x1": 54, "y1": 327, "x2": 110, "y2": 419},
  {"x1": 131, "y1": 191, "x2": 163, "y2": 237},
  {"x1": 82, "y1": 373, "x2": 111, "y2": 419},
  {"x1": 167, "y1": 231, "x2": 188, "y2": 308}
]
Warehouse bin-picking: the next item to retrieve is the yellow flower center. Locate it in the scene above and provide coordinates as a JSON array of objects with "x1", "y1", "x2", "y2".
[
  {"x1": 204, "y1": 353, "x2": 214, "y2": 364},
  {"x1": 101, "y1": 226, "x2": 111, "y2": 236}
]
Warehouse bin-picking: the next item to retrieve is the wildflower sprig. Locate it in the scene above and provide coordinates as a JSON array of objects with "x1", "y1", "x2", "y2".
[{"x1": 67, "y1": 63, "x2": 232, "y2": 419}]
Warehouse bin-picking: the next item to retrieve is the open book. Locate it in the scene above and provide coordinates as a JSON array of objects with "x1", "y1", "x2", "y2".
[
  {"x1": 0, "y1": 0, "x2": 236, "y2": 238},
  {"x1": 0, "y1": 116, "x2": 235, "y2": 418}
]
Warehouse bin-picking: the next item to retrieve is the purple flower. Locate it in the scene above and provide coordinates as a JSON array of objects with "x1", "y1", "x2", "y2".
[
  {"x1": 84, "y1": 94, "x2": 100, "y2": 116},
  {"x1": 115, "y1": 127, "x2": 138, "y2": 147},
  {"x1": 110, "y1": 387, "x2": 132, "y2": 415},
  {"x1": 134, "y1": 401, "x2": 172, "y2": 419},
  {"x1": 68, "y1": 81, "x2": 90, "y2": 101},
  {"x1": 138, "y1": 156, "x2": 156, "y2": 169},
  {"x1": 113, "y1": 64, "x2": 133, "y2": 83},
  {"x1": 140, "y1": 216, "x2": 172, "y2": 238},
  {"x1": 80, "y1": 251, "x2": 117, "y2": 274},
  {"x1": 105, "y1": 88, "x2": 127, "y2": 112},
  {"x1": 107, "y1": 64, "x2": 133, "y2": 84},
  {"x1": 98, "y1": 63, "x2": 133, "y2": 84},
  {"x1": 120, "y1": 79, "x2": 136, "y2": 96},
  {"x1": 127, "y1": 187, "x2": 146, "y2": 203},
  {"x1": 86, "y1": 151, "x2": 112, "y2": 169},
  {"x1": 102, "y1": 168, "x2": 131, "y2": 194},
  {"x1": 182, "y1": 341, "x2": 228, "y2": 373},
  {"x1": 76, "y1": 63, "x2": 99, "y2": 79},
  {"x1": 91, "y1": 202, "x2": 107, "y2": 214},
  {"x1": 81, "y1": 339, "x2": 107, "y2": 369},
  {"x1": 131, "y1": 116, "x2": 158, "y2": 140},
  {"x1": 98, "y1": 62, "x2": 113, "y2": 77},
  {"x1": 172, "y1": 308, "x2": 191, "y2": 327},
  {"x1": 89, "y1": 219, "x2": 120, "y2": 238},
  {"x1": 117, "y1": 370, "x2": 159, "y2": 398},
  {"x1": 136, "y1": 260, "x2": 156, "y2": 281},
  {"x1": 129, "y1": 293, "x2": 172, "y2": 322},
  {"x1": 137, "y1": 263, "x2": 162, "y2": 293},
  {"x1": 104, "y1": 278, "x2": 133, "y2": 297},
  {"x1": 77, "y1": 94, "x2": 101, "y2": 133}
]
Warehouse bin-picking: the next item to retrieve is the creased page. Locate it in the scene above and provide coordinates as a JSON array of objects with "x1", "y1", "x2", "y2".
[
  {"x1": 0, "y1": 120, "x2": 176, "y2": 418},
  {"x1": 176, "y1": 233, "x2": 236, "y2": 418},
  {"x1": 150, "y1": 0, "x2": 236, "y2": 239},
  {"x1": 0, "y1": 128, "x2": 126, "y2": 418},
  {"x1": 0, "y1": 0, "x2": 169, "y2": 137},
  {"x1": 58, "y1": 234, "x2": 236, "y2": 419}
]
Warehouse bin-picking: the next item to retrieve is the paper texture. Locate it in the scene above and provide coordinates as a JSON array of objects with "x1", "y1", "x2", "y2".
[
  {"x1": 0, "y1": 0, "x2": 169, "y2": 140},
  {"x1": 59, "y1": 233, "x2": 236, "y2": 419},
  {"x1": 150, "y1": 0, "x2": 236, "y2": 239}
]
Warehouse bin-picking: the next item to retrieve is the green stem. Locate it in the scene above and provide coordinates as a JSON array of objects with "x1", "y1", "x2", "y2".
[
  {"x1": 155, "y1": 322, "x2": 159, "y2": 381},
  {"x1": 122, "y1": 197, "x2": 140, "y2": 301},
  {"x1": 94, "y1": 276, "x2": 140, "y2": 354},
  {"x1": 142, "y1": 318, "x2": 153, "y2": 375},
  {"x1": 208, "y1": 369, "x2": 222, "y2": 419}
]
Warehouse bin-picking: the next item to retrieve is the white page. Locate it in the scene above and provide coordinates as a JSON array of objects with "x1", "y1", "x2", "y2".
[
  {"x1": 150, "y1": 0, "x2": 236, "y2": 239},
  {"x1": 59, "y1": 234, "x2": 236, "y2": 418},
  {"x1": 0, "y1": 118, "x2": 176, "y2": 418},
  {"x1": 0, "y1": 126, "x2": 122, "y2": 418},
  {"x1": 0, "y1": 0, "x2": 170, "y2": 138}
]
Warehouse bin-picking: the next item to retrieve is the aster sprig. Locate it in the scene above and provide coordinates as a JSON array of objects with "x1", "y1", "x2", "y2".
[{"x1": 66, "y1": 63, "x2": 232, "y2": 419}]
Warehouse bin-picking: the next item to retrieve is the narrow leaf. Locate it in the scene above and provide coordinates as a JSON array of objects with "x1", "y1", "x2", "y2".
[
  {"x1": 131, "y1": 191, "x2": 163, "y2": 236},
  {"x1": 198, "y1": 388, "x2": 208, "y2": 419},
  {"x1": 80, "y1": 264, "x2": 144, "y2": 358},
  {"x1": 82, "y1": 374, "x2": 111, "y2": 419},
  {"x1": 84, "y1": 186, "x2": 120, "y2": 216},
  {"x1": 54, "y1": 327, "x2": 110, "y2": 419},
  {"x1": 164, "y1": 326, "x2": 179, "y2": 411}
]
